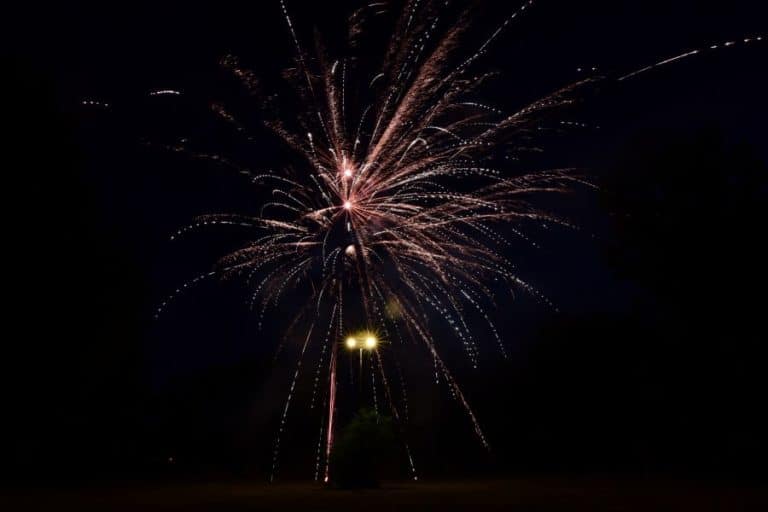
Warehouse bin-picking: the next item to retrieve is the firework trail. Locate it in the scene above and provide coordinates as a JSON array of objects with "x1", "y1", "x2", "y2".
[{"x1": 151, "y1": 0, "x2": 764, "y2": 481}]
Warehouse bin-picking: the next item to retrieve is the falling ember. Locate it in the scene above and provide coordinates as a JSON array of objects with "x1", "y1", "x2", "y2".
[
  {"x1": 154, "y1": 0, "x2": 765, "y2": 482},
  {"x1": 324, "y1": 341, "x2": 338, "y2": 483}
]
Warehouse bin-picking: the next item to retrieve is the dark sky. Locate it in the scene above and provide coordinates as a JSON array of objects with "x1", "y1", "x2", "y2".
[{"x1": 4, "y1": 0, "x2": 767, "y2": 481}]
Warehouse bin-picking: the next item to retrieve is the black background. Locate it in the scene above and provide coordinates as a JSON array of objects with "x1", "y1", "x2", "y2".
[{"x1": 3, "y1": 0, "x2": 767, "y2": 483}]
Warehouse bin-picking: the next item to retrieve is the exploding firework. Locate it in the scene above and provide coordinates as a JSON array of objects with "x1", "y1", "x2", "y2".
[{"x1": 152, "y1": 0, "x2": 763, "y2": 481}]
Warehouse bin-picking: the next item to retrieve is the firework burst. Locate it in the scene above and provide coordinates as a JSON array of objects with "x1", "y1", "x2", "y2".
[{"x1": 152, "y1": 0, "x2": 763, "y2": 482}]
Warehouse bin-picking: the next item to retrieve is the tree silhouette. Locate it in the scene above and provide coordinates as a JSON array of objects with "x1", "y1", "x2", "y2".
[{"x1": 330, "y1": 408, "x2": 396, "y2": 488}]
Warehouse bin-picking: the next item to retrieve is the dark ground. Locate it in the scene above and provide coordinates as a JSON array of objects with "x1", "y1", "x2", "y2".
[{"x1": 4, "y1": 478, "x2": 767, "y2": 511}]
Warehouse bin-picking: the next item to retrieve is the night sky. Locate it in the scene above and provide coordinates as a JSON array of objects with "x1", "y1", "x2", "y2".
[{"x1": 4, "y1": 0, "x2": 767, "y2": 482}]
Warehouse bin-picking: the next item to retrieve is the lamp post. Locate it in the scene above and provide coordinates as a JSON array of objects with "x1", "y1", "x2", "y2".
[
  {"x1": 324, "y1": 332, "x2": 378, "y2": 483},
  {"x1": 345, "y1": 333, "x2": 378, "y2": 390}
]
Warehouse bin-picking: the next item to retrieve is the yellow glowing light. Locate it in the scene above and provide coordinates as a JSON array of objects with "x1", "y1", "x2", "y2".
[
  {"x1": 343, "y1": 168, "x2": 353, "y2": 178},
  {"x1": 365, "y1": 336, "x2": 377, "y2": 349},
  {"x1": 345, "y1": 337, "x2": 358, "y2": 349},
  {"x1": 343, "y1": 200, "x2": 353, "y2": 210}
]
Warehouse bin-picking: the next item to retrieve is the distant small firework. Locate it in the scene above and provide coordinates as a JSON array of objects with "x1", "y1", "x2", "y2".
[
  {"x1": 152, "y1": 0, "x2": 764, "y2": 482},
  {"x1": 81, "y1": 98, "x2": 110, "y2": 108},
  {"x1": 148, "y1": 89, "x2": 182, "y2": 96}
]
